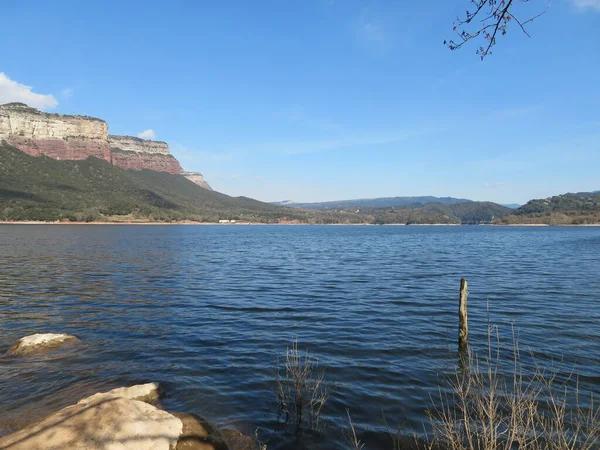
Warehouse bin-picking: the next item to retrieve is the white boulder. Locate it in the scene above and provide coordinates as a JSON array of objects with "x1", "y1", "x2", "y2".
[
  {"x1": 80, "y1": 382, "x2": 162, "y2": 405},
  {"x1": 0, "y1": 383, "x2": 230, "y2": 450},
  {"x1": 0, "y1": 395, "x2": 182, "y2": 450},
  {"x1": 3, "y1": 333, "x2": 80, "y2": 357}
]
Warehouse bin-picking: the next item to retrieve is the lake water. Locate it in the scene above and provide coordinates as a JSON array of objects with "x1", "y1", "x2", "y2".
[{"x1": 1, "y1": 225, "x2": 599, "y2": 449}]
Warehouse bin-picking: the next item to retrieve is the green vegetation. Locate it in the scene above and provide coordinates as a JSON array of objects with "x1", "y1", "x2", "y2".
[
  {"x1": 340, "y1": 202, "x2": 512, "y2": 225},
  {"x1": 2, "y1": 141, "x2": 597, "y2": 225},
  {"x1": 277, "y1": 196, "x2": 514, "y2": 225},
  {"x1": 1, "y1": 102, "x2": 30, "y2": 108},
  {"x1": 0, "y1": 102, "x2": 105, "y2": 122},
  {"x1": 0, "y1": 141, "x2": 319, "y2": 223},
  {"x1": 518, "y1": 192, "x2": 600, "y2": 214},
  {"x1": 495, "y1": 192, "x2": 600, "y2": 225},
  {"x1": 109, "y1": 135, "x2": 169, "y2": 145}
]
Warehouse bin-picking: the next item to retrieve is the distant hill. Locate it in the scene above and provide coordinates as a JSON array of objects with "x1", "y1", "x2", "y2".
[
  {"x1": 0, "y1": 141, "x2": 323, "y2": 223},
  {"x1": 273, "y1": 196, "x2": 473, "y2": 210},
  {"x1": 516, "y1": 192, "x2": 600, "y2": 214},
  {"x1": 501, "y1": 203, "x2": 521, "y2": 209},
  {"x1": 361, "y1": 201, "x2": 513, "y2": 225},
  {"x1": 3, "y1": 141, "x2": 595, "y2": 225},
  {"x1": 495, "y1": 192, "x2": 600, "y2": 225}
]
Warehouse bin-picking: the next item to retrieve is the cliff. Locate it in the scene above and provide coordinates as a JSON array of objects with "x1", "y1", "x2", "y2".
[
  {"x1": 181, "y1": 171, "x2": 212, "y2": 190},
  {"x1": 0, "y1": 103, "x2": 184, "y2": 175},
  {"x1": 0, "y1": 102, "x2": 110, "y2": 161},
  {"x1": 108, "y1": 135, "x2": 171, "y2": 154},
  {"x1": 109, "y1": 135, "x2": 181, "y2": 174}
]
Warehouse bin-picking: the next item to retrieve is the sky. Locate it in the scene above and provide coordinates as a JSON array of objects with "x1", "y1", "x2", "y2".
[{"x1": 0, "y1": 0, "x2": 598, "y2": 204}]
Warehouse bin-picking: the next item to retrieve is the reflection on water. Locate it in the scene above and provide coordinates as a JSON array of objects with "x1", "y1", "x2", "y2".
[{"x1": 1, "y1": 225, "x2": 599, "y2": 448}]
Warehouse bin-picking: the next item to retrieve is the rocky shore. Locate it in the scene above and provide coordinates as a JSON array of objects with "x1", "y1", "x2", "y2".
[{"x1": 0, "y1": 334, "x2": 260, "y2": 450}]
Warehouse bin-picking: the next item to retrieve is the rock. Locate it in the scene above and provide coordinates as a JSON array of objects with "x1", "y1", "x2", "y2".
[
  {"x1": 0, "y1": 385, "x2": 231, "y2": 450},
  {"x1": 172, "y1": 413, "x2": 228, "y2": 450},
  {"x1": 108, "y1": 135, "x2": 182, "y2": 174},
  {"x1": 0, "y1": 103, "x2": 185, "y2": 174},
  {"x1": 79, "y1": 382, "x2": 162, "y2": 405},
  {"x1": 0, "y1": 395, "x2": 182, "y2": 450},
  {"x1": 3, "y1": 333, "x2": 80, "y2": 357},
  {"x1": 181, "y1": 171, "x2": 213, "y2": 191},
  {"x1": 108, "y1": 135, "x2": 171, "y2": 155},
  {"x1": 222, "y1": 430, "x2": 264, "y2": 450},
  {"x1": 0, "y1": 102, "x2": 110, "y2": 162},
  {"x1": 110, "y1": 149, "x2": 182, "y2": 174},
  {"x1": 0, "y1": 379, "x2": 129, "y2": 436}
]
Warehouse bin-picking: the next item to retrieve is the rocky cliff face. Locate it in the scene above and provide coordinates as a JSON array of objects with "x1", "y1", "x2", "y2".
[
  {"x1": 108, "y1": 135, "x2": 181, "y2": 174},
  {"x1": 181, "y1": 171, "x2": 213, "y2": 190},
  {"x1": 108, "y1": 135, "x2": 170, "y2": 155},
  {"x1": 0, "y1": 103, "x2": 110, "y2": 161},
  {"x1": 0, "y1": 103, "x2": 185, "y2": 175}
]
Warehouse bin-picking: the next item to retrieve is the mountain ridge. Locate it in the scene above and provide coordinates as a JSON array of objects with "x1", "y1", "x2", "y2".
[
  {"x1": 0, "y1": 102, "x2": 198, "y2": 179},
  {"x1": 272, "y1": 196, "x2": 474, "y2": 210},
  {"x1": 0, "y1": 141, "x2": 305, "y2": 223},
  {"x1": 2, "y1": 140, "x2": 597, "y2": 225},
  {"x1": 495, "y1": 191, "x2": 600, "y2": 225}
]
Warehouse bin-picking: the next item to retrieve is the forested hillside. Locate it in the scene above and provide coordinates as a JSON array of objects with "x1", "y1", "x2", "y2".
[
  {"x1": 496, "y1": 192, "x2": 600, "y2": 225},
  {"x1": 0, "y1": 141, "x2": 313, "y2": 223}
]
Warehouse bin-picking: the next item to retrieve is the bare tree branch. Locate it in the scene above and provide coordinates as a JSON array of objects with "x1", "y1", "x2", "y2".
[{"x1": 445, "y1": 0, "x2": 551, "y2": 60}]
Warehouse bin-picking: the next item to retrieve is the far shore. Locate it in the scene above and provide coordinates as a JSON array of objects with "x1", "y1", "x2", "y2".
[{"x1": 1, "y1": 221, "x2": 599, "y2": 227}]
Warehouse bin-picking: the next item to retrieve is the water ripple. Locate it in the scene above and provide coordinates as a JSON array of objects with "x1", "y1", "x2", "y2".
[{"x1": 0, "y1": 225, "x2": 599, "y2": 449}]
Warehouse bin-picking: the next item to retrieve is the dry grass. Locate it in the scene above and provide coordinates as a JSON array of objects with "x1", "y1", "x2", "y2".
[
  {"x1": 276, "y1": 339, "x2": 329, "y2": 433},
  {"x1": 343, "y1": 409, "x2": 365, "y2": 450},
  {"x1": 426, "y1": 325, "x2": 600, "y2": 450}
]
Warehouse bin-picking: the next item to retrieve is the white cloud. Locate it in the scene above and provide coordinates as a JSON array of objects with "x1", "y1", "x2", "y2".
[
  {"x1": 137, "y1": 129, "x2": 156, "y2": 140},
  {"x1": 571, "y1": 0, "x2": 600, "y2": 11},
  {"x1": 0, "y1": 73, "x2": 58, "y2": 110}
]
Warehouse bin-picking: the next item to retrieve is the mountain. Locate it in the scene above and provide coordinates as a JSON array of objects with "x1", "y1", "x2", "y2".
[
  {"x1": 0, "y1": 102, "x2": 186, "y2": 177},
  {"x1": 495, "y1": 192, "x2": 600, "y2": 225},
  {"x1": 501, "y1": 203, "x2": 521, "y2": 209},
  {"x1": 2, "y1": 133, "x2": 595, "y2": 225},
  {"x1": 361, "y1": 202, "x2": 513, "y2": 225},
  {"x1": 0, "y1": 143, "x2": 520, "y2": 225},
  {"x1": 517, "y1": 192, "x2": 600, "y2": 215},
  {"x1": 0, "y1": 141, "x2": 315, "y2": 223},
  {"x1": 273, "y1": 196, "x2": 473, "y2": 210}
]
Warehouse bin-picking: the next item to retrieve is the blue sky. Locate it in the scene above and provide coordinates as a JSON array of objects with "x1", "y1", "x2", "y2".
[{"x1": 1, "y1": 0, "x2": 598, "y2": 204}]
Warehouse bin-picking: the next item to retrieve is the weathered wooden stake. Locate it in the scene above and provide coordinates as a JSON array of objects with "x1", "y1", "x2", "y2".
[{"x1": 458, "y1": 278, "x2": 468, "y2": 352}]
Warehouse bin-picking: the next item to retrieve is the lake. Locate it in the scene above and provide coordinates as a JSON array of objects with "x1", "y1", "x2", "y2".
[{"x1": 1, "y1": 225, "x2": 599, "y2": 449}]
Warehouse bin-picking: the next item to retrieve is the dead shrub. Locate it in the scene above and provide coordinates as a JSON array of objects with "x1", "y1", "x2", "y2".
[
  {"x1": 427, "y1": 325, "x2": 600, "y2": 450},
  {"x1": 275, "y1": 339, "x2": 329, "y2": 433}
]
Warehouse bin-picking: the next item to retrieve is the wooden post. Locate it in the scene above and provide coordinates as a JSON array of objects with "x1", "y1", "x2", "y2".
[{"x1": 458, "y1": 278, "x2": 468, "y2": 352}]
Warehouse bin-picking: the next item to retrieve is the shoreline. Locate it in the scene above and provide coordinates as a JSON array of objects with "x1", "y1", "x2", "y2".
[{"x1": 1, "y1": 221, "x2": 599, "y2": 226}]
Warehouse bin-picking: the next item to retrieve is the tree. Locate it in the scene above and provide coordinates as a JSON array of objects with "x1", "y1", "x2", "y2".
[{"x1": 445, "y1": 0, "x2": 550, "y2": 59}]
